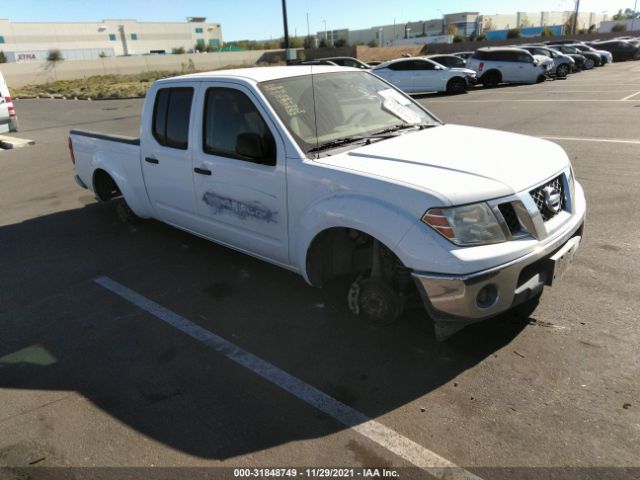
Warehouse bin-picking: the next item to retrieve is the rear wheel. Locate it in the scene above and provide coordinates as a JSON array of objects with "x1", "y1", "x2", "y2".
[
  {"x1": 481, "y1": 70, "x2": 501, "y2": 88},
  {"x1": 115, "y1": 198, "x2": 141, "y2": 225},
  {"x1": 446, "y1": 76, "x2": 467, "y2": 94},
  {"x1": 556, "y1": 63, "x2": 570, "y2": 77},
  {"x1": 583, "y1": 58, "x2": 595, "y2": 70}
]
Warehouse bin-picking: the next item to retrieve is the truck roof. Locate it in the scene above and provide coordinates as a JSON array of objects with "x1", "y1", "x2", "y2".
[{"x1": 162, "y1": 65, "x2": 358, "y2": 84}]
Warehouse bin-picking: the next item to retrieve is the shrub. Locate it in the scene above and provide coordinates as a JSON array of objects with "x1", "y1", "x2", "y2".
[
  {"x1": 172, "y1": 47, "x2": 186, "y2": 54},
  {"x1": 475, "y1": 33, "x2": 487, "y2": 41},
  {"x1": 540, "y1": 28, "x2": 555, "y2": 37},
  {"x1": 334, "y1": 38, "x2": 347, "y2": 47},
  {"x1": 453, "y1": 35, "x2": 464, "y2": 43},
  {"x1": 367, "y1": 39, "x2": 378, "y2": 48},
  {"x1": 612, "y1": 23, "x2": 627, "y2": 32},
  {"x1": 0, "y1": 51, "x2": 6, "y2": 63},
  {"x1": 506, "y1": 28, "x2": 521, "y2": 39}
]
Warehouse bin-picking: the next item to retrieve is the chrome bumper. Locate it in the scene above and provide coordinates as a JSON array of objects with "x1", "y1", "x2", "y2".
[{"x1": 413, "y1": 218, "x2": 584, "y2": 337}]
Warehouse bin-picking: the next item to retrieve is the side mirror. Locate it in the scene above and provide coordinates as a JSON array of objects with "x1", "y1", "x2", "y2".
[
  {"x1": 236, "y1": 133, "x2": 264, "y2": 160},
  {"x1": 435, "y1": 65, "x2": 444, "y2": 70}
]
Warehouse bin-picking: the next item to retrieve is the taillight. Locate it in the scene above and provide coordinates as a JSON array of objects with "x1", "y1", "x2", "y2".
[
  {"x1": 68, "y1": 136, "x2": 75, "y2": 165},
  {"x1": 478, "y1": 62, "x2": 484, "y2": 72},
  {"x1": 5, "y1": 97, "x2": 16, "y2": 117}
]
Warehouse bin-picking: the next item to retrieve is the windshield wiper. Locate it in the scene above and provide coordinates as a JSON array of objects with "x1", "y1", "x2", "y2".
[
  {"x1": 308, "y1": 124, "x2": 436, "y2": 154},
  {"x1": 307, "y1": 136, "x2": 369, "y2": 153}
]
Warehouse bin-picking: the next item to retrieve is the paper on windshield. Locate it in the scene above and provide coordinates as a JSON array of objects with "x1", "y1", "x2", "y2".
[{"x1": 378, "y1": 88, "x2": 422, "y2": 124}]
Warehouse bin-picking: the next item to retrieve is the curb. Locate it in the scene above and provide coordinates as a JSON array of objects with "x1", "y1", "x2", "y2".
[{"x1": 0, "y1": 135, "x2": 36, "y2": 150}]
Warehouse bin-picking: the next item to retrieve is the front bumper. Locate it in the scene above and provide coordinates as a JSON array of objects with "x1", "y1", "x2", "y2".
[{"x1": 412, "y1": 180, "x2": 586, "y2": 339}]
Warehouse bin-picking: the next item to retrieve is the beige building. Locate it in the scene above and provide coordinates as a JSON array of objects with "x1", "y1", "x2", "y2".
[{"x1": 0, "y1": 17, "x2": 223, "y2": 62}]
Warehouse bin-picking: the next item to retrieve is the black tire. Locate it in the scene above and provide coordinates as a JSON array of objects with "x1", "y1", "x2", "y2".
[
  {"x1": 583, "y1": 58, "x2": 595, "y2": 70},
  {"x1": 481, "y1": 70, "x2": 500, "y2": 88},
  {"x1": 446, "y1": 76, "x2": 467, "y2": 95},
  {"x1": 115, "y1": 198, "x2": 141, "y2": 225},
  {"x1": 556, "y1": 63, "x2": 570, "y2": 77},
  {"x1": 357, "y1": 278, "x2": 404, "y2": 326}
]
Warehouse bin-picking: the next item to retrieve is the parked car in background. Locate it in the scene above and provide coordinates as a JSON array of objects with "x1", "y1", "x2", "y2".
[
  {"x1": 0, "y1": 71, "x2": 18, "y2": 134},
  {"x1": 300, "y1": 60, "x2": 338, "y2": 66},
  {"x1": 569, "y1": 43, "x2": 613, "y2": 64},
  {"x1": 466, "y1": 48, "x2": 550, "y2": 87},
  {"x1": 367, "y1": 60, "x2": 383, "y2": 66},
  {"x1": 372, "y1": 57, "x2": 476, "y2": 94},
  {"x1": 427, "y1": 54, "x2": 467, "y2": 69},
  {"x1": 452, "y1": 51, "x2": 474, "y2": 60},
  {"x1": 519, "y1": 45, "x2": 575, "y2": 77},
  {"x1": 316, "y1": 56, "x2": 371, "y2": 69},
  {"x1": 588, "y1": 40, "x2": 640, "y2": 61},
  {"x1": 548, "y1": 45, "x2": 601, "y2": 69}
]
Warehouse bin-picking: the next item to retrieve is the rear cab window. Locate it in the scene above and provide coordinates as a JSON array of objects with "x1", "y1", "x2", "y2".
[{"x1": 152, "y1": 87, "x2": 194, "y2": 149}]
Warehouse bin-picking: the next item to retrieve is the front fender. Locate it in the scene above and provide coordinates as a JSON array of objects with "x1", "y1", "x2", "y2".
[{"x1": 293, "y1": 193, "x2": 420, "y2": 284}]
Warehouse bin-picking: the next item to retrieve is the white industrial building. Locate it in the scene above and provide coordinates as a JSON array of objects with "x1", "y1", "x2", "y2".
[
  {"x1": 0, "y1": 17, "x2": 223, "y2": 63},
  {"x1": 318, "y1": 10, "x2": 609, "y2": 47}
]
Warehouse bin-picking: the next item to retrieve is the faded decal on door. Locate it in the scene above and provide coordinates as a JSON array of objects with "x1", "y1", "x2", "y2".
[{"x1": 203, "y1": 191, "x2": 277, "y2": 223}]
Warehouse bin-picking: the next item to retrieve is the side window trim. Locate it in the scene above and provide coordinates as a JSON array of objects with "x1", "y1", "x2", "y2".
[{"x1": 202, "y1": 86, "x2": 277, "y2": 166}]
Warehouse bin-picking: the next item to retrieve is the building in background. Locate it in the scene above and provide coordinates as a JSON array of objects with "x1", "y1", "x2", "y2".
[
  {"x1": 318, "y1": 9, "x2": 609, "y2": 47},
  {"x1": 0, "y1": 17, "x2": 223, "y2": 63}
]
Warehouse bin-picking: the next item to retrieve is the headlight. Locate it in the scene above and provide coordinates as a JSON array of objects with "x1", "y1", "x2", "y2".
[{"x1": 422, "y1": 203, "x2": 506, "y2": 246}]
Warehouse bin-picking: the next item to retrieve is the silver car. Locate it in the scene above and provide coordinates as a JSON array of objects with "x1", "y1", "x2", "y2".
[{"x1": 519, "y1": 45, "x2": 575, "y2": 77}]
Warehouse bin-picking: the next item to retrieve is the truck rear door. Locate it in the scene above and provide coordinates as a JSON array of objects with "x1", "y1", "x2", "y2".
[
  {"x1": 141, "y1": 84, "x2": 199, "y2": 230},
  {"x1": 191, "y1": 82, "x2": 289, "y2": 265}
]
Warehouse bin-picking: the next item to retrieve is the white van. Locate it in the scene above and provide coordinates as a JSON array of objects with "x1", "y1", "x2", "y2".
[{"x1": 0, "y1": 70, "x2": 18, "y2": 133}]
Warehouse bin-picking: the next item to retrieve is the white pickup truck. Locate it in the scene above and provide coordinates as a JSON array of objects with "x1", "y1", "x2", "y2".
[{"x1": 70, "y1": 65, "x2": 586, "y2": 339}]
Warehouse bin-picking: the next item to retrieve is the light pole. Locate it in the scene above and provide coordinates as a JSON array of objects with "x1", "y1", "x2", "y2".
[
  {"x1": 323, "y1": 19, "x2": 327, "y2": 42},
  {"x1": 393, "y1": 18, "x2": 396, "y2": 46},
  {"x1": 378, "y1": 27, "x2": 384, "y2": 46},
  {"x1": 633, "y1": 0, "x2": 638, "y2": 31},
  {"x1": 572, "y1": 0, "x2": 581, "y2": 35}
]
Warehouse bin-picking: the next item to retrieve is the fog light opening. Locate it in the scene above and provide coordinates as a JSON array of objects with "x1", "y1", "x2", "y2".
[{"x1": 476, "y1": 284, "x2": 498, "y2": 309}]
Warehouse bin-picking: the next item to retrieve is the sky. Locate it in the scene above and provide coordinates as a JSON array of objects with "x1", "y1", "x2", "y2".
[{"x1": 2, "y1": 0, "x2": 634, "y2": 41}]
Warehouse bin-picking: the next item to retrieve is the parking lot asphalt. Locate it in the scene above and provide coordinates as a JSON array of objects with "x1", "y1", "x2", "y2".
[{"x1": 1, "y1": 61, "x2": 639, "y2": 479}]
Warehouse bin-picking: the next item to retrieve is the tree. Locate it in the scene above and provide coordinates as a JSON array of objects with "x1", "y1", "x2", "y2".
[
  {"x1": 172, "y1": 47, "x2": 186, "y2": 54},
  {"x1": 334, "y1": 38, "x2": 347, "y2": 47},
  {"x1": 446, "y1": 24, "x2": 458, "y2": 35},
  {"x1": 45, "y1": 49, "x2": 64, "y2": 71},
  {"x1": 453, "y1": 35, "x2": 464, "y2": 43},
  {"x1": 0, "y1": 51, "x2": 8, "y2": 63},
  {"x1": 613, "y1": 9, "x2": 625, "y2": 20},
  {"x1": 303, "y1": 35, "x2": 314, "y2": 49},
  {"x1": 318, "y1": 37, "x2": 330, "y2": 48},
  {"x1": 483, "y1": 19, "x2": 495, "y2": 31},
  {"x1": 506, "y1": 28, "x2": 521, "y2": 39},
  {"x1": 194, "y1": 42, "x2": 206, "y2": 52},
  {"x1": 540, "y1": 27, "x2": 555, "y2": 37},
  {"x1": 475, "y1": 33, "x2": 487, "y2": 41},
  {"x1": 367, "y1": 39, "x2": 378, "y2": 48},
  {"x1": 612, "y1": 23, "x2": 627, "y2": 32}
]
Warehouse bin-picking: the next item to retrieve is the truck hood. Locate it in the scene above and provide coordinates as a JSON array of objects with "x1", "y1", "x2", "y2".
[{"x1": 315, "y1": 124, "x2": 569, "y2": 205}]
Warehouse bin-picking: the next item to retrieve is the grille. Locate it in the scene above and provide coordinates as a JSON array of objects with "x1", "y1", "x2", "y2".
[
  {"x1": 498, "y1": 203, "x2": 521, "y2": 235},
  {"x1": 530, "y1": 175, "x2": 566, "y2": 222}
]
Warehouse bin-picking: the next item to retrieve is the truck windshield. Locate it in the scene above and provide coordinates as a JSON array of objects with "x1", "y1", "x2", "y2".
[{"x1": 259, "y1": 71, "x2": 439, "y2": 155}]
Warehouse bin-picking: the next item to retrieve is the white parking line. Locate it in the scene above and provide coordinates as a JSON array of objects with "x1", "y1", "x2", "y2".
[
  {"x1": 94, "y1": 276, "x2": 482, "y2": 480},
  {"x1": 621, "y1": 90, "x2": 640, "y2": 101},
  {"x1": 541, "y1": 136, "x2": 640, "y2": 145}
]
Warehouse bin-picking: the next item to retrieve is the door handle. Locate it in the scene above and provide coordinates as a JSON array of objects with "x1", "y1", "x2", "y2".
[
  {"x1": 145, "y1": 157, "x2": 159, "y2": 164},
  {"x1": 194, "y1": 167, "x2": 212, "y2": 176}
]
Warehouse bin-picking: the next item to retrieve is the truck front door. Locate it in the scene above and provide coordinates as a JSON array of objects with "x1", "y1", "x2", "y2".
[{"x1": 191, "y1": 83, "x2": 289, "y2": 265}]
